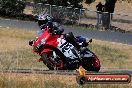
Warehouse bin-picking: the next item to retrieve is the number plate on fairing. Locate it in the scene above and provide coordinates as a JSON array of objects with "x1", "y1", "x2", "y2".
[{"x1": 57, "y1": 37, "x2": 79, "y2": 59}]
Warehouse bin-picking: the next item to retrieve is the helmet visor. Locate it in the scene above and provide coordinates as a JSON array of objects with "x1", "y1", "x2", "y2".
[{"x1": 38, "y1": 19, "x2": 48, "y2": 26}]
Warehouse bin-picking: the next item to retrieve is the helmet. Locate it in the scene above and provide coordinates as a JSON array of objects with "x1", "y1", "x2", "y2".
[
  {"x1": 52, "y1": 22, "x2": 64, "y2": 33},
  {"x1": 52, "y1": 22, "x2": 60, "y2": 29},
  {"x1": 37, "y1": 14, "x2": 53, "y2": 27}
]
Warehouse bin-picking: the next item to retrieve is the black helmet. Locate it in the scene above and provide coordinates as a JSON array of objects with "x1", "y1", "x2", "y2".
[{"x1": 37, "y1": 14, "x2": 53, "y2": 27}]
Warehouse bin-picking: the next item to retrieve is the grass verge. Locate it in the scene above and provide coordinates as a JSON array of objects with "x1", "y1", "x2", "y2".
[
  {"x1": 0, "y1": 27, "x2": 132, "y2": 69},
  {"x1": 0, "y1": 27, "x2": 132, "y2": 87},
  {"x1": 0, "y1": 73, "x2": 132, "y2": 88}
]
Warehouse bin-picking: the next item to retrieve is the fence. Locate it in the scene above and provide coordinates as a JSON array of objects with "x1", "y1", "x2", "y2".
[{"x1": 30, "y1": 3, "x2": 132, "y2": 32}]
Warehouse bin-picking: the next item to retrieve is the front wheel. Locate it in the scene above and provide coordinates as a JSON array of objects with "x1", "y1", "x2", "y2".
[
  {"x1": 41, "y1": 53, "x2": 54, "y2": 70},
  {"x1": 41, "y1": 52, "x2": 64, "y2": 70}
]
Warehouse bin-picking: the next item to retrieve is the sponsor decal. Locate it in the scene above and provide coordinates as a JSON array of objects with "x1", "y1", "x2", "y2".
[{"x1": 76, "y1": 66, "x2": 131, "y2": 85}]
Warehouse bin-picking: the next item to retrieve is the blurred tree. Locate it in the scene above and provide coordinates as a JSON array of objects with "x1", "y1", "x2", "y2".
[
  {"x1": 104, "y1": 0, "x2": 117, "y2": 13},
  {"x1": 33, "y1": 0, "x2": 83, "y2": 8},
  {"x1": 85, "y1": 0, "x2": 95, "y2": 4},
  {"x1": 84, "y1": 0, "x2": 117, "y2": 13},
  {"x1": 0, "y1": 0, "x2": 26, "y2": 15},
  {"x1": 31, "y1": 0, "x2": 131, "y2": 9}
]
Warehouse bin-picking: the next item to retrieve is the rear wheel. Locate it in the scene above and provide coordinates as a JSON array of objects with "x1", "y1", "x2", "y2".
[{"x1": 82, "y1": 55, "x2": 100, "y2": 72}]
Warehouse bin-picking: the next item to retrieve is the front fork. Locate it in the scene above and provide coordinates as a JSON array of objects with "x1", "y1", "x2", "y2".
[{"x1": 40, "y1": 52, "x2": 64, "y2": 70}]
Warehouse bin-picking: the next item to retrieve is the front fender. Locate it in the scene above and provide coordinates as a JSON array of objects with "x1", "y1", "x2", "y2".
[
  {"x1": 40, "y1": 48, "x2": 52, "y2": 55},
  {"x1": 38, "y1": 44, "x2": 53, "y2": 56},
  {"x1": 39, "y1": 44, "x2": 66, "y2": 63}
]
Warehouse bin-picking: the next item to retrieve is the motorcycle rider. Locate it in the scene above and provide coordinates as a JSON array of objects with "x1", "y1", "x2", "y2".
[
  {"x1": 29, "y1": 14, "x2": 90, "y2": 69},
  {"x1": 29, "y1": 14, "x2": 87, "y2": 53},
  {"x1": 29, "y1": 14, "x2": 64, "y2": 46},
  {"x1": 37, "y1": 14, "x2": 64, "y2": 36},
  {"x1": 38, "y1": 14, "x2": 87, "y2": 51}
]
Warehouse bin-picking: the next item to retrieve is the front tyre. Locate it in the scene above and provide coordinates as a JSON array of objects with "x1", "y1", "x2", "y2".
[
  {"x1": 41, "y1": 52, "x2": 64, "y2": 70},
  {"x1": 41, "y1": 53, "x2": 55, "y2": 70}
]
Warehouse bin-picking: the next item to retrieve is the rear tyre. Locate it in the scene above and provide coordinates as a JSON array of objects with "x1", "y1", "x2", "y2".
[{"x1": 82, "y1": 56, "x2": 100, "y2": 72}]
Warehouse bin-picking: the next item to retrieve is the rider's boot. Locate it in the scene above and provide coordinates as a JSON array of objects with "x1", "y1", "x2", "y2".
[{"x1": 67, "y1": 59, "x2": 80, "y2": 69}]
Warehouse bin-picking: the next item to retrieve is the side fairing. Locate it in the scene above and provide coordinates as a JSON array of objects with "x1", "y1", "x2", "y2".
[{"x1": 57, "y1": 36, "x2": 79, "y2": 59}]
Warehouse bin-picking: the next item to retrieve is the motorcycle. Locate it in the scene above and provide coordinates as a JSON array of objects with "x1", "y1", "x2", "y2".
[{"x1": 29, "y1": 27, "x2": 101, "y2": 71}]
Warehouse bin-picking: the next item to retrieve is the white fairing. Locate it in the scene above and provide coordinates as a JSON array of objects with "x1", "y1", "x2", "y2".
[
  {"x1": 57, "y1": 37, "x2": 79, "y2": 59},
  {"x1": 53, "y1": 51, "x2": 57, "y2": 58}
]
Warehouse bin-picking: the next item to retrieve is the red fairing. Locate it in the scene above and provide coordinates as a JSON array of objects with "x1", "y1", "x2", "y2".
[
  {"x1": 32, "y1": 28, "x2": 60, "y2": 55},
  {"x1": 93, "y1": 53, "x2": 101, "y2": 68}
]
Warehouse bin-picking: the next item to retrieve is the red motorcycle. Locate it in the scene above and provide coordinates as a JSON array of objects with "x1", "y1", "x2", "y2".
[{"x1": 29, "y1": 28, "x2": 100, "y2": 71}]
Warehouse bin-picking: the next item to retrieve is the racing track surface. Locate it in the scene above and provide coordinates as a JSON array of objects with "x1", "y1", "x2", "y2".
[{"x1": 0, "y1": 18, "x2": 132, "y2": 45}]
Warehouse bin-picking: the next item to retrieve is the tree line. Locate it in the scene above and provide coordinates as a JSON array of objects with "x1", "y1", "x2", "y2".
[
  {"x1": 0, "y1": 0, "x2": 129, "y2": 18},
  {"x1": 33, "y1": 0, "x2": 117, "y2": 13},
  {"x1": 0, "y1": 0, "x2": 26, "y2": 15}
]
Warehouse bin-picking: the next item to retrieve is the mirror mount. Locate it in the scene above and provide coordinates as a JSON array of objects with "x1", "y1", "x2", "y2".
[
  {"x1": 89, "y1": 39, "x2": 92, "y2": 43},
  {"x1": 29, "y1": 40, "x2": 33, "y2": 46}
]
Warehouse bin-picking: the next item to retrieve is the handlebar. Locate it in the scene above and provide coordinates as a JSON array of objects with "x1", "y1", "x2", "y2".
[
  {"x1": 53, "y1": 30, "x2": 60, "y2": 35},
  {"x1": 82, "y1": 39, "x2": 92, "y2": 47},
  {"x1": 88, "y1": 39, "x2": 92, "y2": 44},
  {"x1": 49, "y1": 28, "x2": 63, "y2": 35}
]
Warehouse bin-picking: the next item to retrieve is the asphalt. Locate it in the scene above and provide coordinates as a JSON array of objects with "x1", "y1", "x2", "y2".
[{"x1": 0, "y1": 18, "x2": 132, "y2": 45}]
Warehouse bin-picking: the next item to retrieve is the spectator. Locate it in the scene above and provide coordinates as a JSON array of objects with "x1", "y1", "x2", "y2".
[
  {"x1": 102, "y1": 0, "x2": 117, "y2": 30},
  {"x1": 96, "y1": 2, "x2": 104, "y2": 27}
]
